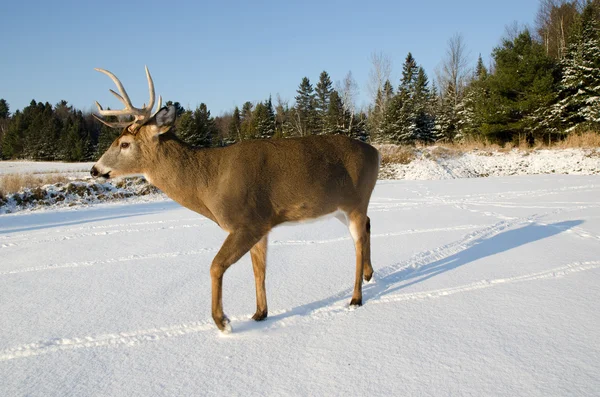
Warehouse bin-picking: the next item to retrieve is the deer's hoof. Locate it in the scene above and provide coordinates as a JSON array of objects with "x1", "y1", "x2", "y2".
[
  {"x1": 349, "y1": 298, "x2": 362, "y2": 307},
  {"x1": 251, "y1": 310, "x2": 268, "y2": 321},
  {"x1": 214, "y1": 315, "x2": 232, "y2": 333}
]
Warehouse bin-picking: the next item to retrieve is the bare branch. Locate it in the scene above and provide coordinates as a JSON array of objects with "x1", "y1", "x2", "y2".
[{"x1": 367, "y1": 52, "x2": 392, "y2": 103}]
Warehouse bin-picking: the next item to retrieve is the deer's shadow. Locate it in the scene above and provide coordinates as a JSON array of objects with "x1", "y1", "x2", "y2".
[{"x1": 235, "y1": 220, "x2": 582, "y2": 333}]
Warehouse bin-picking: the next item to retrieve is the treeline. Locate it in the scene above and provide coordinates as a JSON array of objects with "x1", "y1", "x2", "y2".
[
  {"x1": 0, "y1": 0, "x2": 598, "y2": 161},
  {"x1": 370, "y1": 0, "x2": 600, "y2": 145}
]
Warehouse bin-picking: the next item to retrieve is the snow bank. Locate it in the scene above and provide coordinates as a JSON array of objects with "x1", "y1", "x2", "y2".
[
  {"x1": 0, "y1": 161, "x2": 95, "y2": 177},
  {"x1": 0, "y1": 178, "x2": 164, "y2": 214},
  {"x1": 383, "y1": 147, "x2": 600, "y2": 180}
]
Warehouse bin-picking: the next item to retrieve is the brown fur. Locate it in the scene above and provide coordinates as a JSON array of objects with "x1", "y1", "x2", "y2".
[{"x1": 93, "y1": 114, "x2": 380, "y2": 331}]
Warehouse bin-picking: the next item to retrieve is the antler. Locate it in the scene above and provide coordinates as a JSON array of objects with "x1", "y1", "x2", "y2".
[{"x1": 93, "y1": 66, "x2": 163, "y2": 129}]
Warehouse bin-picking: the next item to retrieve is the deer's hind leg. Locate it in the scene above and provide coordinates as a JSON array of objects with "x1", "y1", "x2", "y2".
[
  {"x1": 347, "y1": 210, "x2": 372, "y2": 306},
  {"x1": 250, "y1": 234, "x2": 269, "y2": 321}
]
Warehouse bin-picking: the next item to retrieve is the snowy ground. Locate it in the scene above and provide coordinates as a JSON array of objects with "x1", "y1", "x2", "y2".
[
  {"x1": 1, "y1": 175, "x2": 599, "y2": 396},
  {"x1": 386, "y1": 147, "x2": 600, "y2": 180},
  {"x1": 0, "y1": 161, "x2": 94, "y2": 178}
]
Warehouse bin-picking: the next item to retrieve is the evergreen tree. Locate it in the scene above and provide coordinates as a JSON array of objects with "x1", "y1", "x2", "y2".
[
  {"x1": 475, "y1": 54, "x2": 488, "y2": 80},
  {"x1": 2, "y1": 110, "x2": 24, "y2": 158},
  {"x1": 369, "y1": 80, "x2": 394, "y2": 143},
  {"x1": 413, "y1": 67, "x2": 435, "y2": 142},
  {"x1": 399, "y1": 53, "x2": 418, "y2": 95},
  {"x1": 0, "y1": 99, "x2": 9, "y2": 156},
  {"x1": 240, "y1": 101, "x2": 255, "y2": 139},
  {"x1": 96, "y1": 119, "x2": 120, "y2": 157},
  {"x1": 228, "y1": 106, "x2": 242, "y2": 142},
  {"x1": 480, "y1": 29, "x2": 558, "y2": 143},
  {"x1": 253, "y1": 98, "x2": 276, "y2": 139},
  {"x1": 324, "y1": 90, "x2": 346, "y2": 135},
  {"x1": 456, "y1": 57, "x2": 490, "y2": 141},
  {"x1": 178, "y1": 103, "x2": 216, "y2": 147},
  {"x1": 546, "y1": 3, "x2": 600, "y2": 132},
  {"x1": 383, "y1": 52, "x2": 421, "y2": 143},
  {"x1": 274, "y1": 96, "x2": 293, "y2": 138},
  {"x1": 315, "y1": 71, "x2": 333, "y2": 134},
  {"x1": 379, "y1": 95, "x2": 405, "y2": 143},
  {"x1": 0, "y1": 99, "x2": 9, "y2": 119},
  {"x1": 294, "y1": 77, "x2": 317, "y2": 136}
]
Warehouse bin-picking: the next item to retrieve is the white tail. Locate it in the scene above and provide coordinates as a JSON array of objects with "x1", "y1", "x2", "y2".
[{"x1": 91, "y1": 68, "x2": 380, "y2": 332}]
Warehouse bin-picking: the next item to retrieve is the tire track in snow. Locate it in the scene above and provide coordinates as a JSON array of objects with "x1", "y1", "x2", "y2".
[{"x1": 1, "y1": 259, "x2": 597, "y2": 362}]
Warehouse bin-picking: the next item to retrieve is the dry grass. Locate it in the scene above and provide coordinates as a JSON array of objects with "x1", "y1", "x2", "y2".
[
  {"x1": 373, "y1": 131, "x2": 600, "y2": 168},
  {"x1": 0, "y1": 173, "x2": 70, "y2": 198},
  {"x1": 377, "y1": 144, "x2": 416, "y2": 165},
  {"x1": 423, "y1": 131, "x2": 600, "y2": 153},
  {"x1": 553, "y1": 131, "x2": 600, "y2": 148}
]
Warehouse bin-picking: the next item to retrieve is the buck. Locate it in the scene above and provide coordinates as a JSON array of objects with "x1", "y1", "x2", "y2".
[{"x1": 91, "y1": 67, "x2": 381, "y2": 332}]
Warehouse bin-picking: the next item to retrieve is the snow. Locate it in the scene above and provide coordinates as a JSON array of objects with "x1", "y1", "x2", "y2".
[
  {"x1": 1, "y1": 175, "x2": 600, "y2": 396},
  {"x1": 0, "y1": 161, "x2": 95, "y2": 177},
  {"x1": 386, "y1": 148, "x2": 600, "y2": 180},
  {"x1": 1, "y1": 178, "x2": 166, "y2": 215}
]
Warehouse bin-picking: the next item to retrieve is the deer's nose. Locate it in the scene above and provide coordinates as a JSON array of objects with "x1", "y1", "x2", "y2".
[{"x1": 90, "y1": 166, "x2": 99, "y2": 178}]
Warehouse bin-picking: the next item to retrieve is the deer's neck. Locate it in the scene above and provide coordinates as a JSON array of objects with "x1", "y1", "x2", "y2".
[{"x1": 144, "y1": 136, "x2": 220, "y2": 222}]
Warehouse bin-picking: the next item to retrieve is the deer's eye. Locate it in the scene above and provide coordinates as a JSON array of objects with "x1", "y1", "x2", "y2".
[{"x1": 120, "y1": 142, "x2": 130, "y2": 149}]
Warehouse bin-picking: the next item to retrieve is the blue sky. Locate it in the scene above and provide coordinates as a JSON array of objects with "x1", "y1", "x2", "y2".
[{"x1": 1, "y1": 0, "x2": 539, "y2": 116}]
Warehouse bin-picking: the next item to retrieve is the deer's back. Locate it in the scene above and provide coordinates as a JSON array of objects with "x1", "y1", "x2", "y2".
[{"x1": 207, "y1": 135, "x2": 380, "y2": 230}]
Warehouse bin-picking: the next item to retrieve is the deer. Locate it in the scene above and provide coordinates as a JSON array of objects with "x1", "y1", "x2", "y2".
[{"x1": 91, "y1": 67, "x2": 381, "y2": 332}]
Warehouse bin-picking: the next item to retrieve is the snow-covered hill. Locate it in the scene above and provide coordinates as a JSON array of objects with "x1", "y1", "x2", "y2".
[
  {"x1": 1, "y1": 175, "x2": 599, "y2": 396},
  {"x1": 382, "y1": 147, "x2": 600, "y2": 179}
]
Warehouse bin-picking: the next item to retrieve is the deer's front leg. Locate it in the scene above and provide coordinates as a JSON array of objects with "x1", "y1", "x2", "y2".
[{"x1": 210, "y1": 229, "x2": 264, "y2": 332}]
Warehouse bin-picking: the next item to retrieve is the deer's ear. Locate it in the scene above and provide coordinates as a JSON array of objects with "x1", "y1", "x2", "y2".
[
  {"x1": 148, "y1": 106, "x2": 176, "y2": 136},
  {"x1": 156, "y1": 106, "x2": 176, "y2": 127}
]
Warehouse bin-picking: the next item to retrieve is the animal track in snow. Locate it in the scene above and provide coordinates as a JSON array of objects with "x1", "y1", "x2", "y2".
[{"x1": 1, "y1": 259, "x2": 597, "y2": 362}]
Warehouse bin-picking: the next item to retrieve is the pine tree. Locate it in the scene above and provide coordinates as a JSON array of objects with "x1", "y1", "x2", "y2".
[
  {"x1": 228, "y1": 106, "x2": 242, "y2": 142},
  {"x1": 240, "y1": 101, "x2": 255, "y2": 139},
  {"x1": 315, "y1": 71, "x2": 333, "y2": 134},
  {"x1": 379, "y1": 95, "x2": 404, "y2": 143},
  {"x1": 399, "y1": 53, "x2": 418, "y2": 95},
  {"x1": 476, "y1": 54, "x2": 488, "y2": 80},
  {"x1": 480, "y1": 29, "x2": 558, "y2": 143},
  {"x1": 0, "y1": 99, "x2": 9, "y2": 119},
  {"x1": 274, "y1": 96, "x2": 293, "y2": 138},
  {"x1": 0, "y1": 99, "x2": 10, "y2": 157},
  {"x1": 253, "y1": 98, "x2": 276, "y2": 139},
  {"x1": 395, "y1": 53, "x2": 419, "y2": 143},
  {"x1": 2, "y1": 110, "x2": 24, "y2": 158},
  {"x1": 294, "y1": 77, "x2": 317, "y2": 136},
  {"x1": 413, "y1": 67, "x2": 435, "y2": 142},
  {"x1": 324, "y1": 90, "x2": 346, "y2": 135},
  {"x1": 179, "y1": 103, "x2": 216, "y2": 147},
  {"x1": 96, "y1": 121, "x2": 120, "y2": 157},
  {"x1": 547, "y1": 3, "x2": 600, "y2": 132},
  {"x1": 369, "y1": 80, "x2": 394, "y2": 142}
]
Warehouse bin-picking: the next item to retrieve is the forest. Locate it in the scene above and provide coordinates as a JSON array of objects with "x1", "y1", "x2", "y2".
[{"x1": 0, "y1": 0, "x2": 598, "y2": 161}]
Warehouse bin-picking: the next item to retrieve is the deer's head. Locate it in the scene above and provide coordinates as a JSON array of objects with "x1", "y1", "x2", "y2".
[{"x1": 90, "y1": 67, "x2": 176, "y2": 179}]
